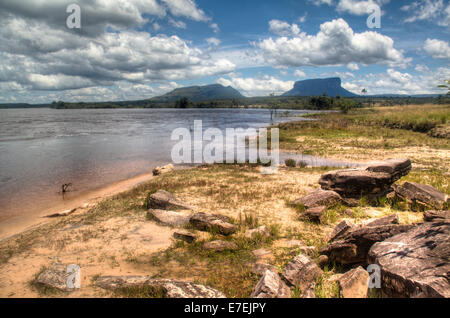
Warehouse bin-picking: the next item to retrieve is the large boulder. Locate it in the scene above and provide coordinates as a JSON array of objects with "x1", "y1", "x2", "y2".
[
  {"x1": 96, "y1": 276, "x2": 225, "y2": 298},
  {"x1": 329, "y1": 220, "x2": 355, "y2": 242},
  {"x1": 282, "y1": 254, "x2": 322, "y2": 296},
  {"x1": 368, "y1": 221, "x2": 450, "y2": 298},
  {"x1": 320, "y1": 222, "x2": 414, "y2": 265},
  {"x1": 147, "y1": 209, "x2": 191, "y2": 227},
  {"x1": 393, "y1": 182, "x2": 449, "y2": 211},
  {"x1": 147, "y1": 190, "x2": 193, "y2": 210},
  {"x1": 251, "y1": 270, "x2": 291, "y2": 298},
  {"x1": 189, "y1": 212, "x2": 237, "y2": 236},
  {"x1": 337, "y1": 266, "x2": 369, "y2": 298},
  {"x1": 319, "y1": 159, "x2": 411, "y2": 198},
  {"x1": 292, "y1": 189, "x2": 342, "y2": 209}
]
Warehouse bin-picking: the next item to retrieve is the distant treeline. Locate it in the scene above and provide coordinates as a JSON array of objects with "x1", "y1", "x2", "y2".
[{"x1": 1, "y1": 95, "x2": 449, "y2": 110}]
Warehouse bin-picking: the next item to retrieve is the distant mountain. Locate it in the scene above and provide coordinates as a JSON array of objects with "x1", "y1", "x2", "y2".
[
  {"x1": 150, "y1": 84, "x2": 244, "y2": 103},
  {"x1": 283, "y1": 77, "x2": 358, "y2": 97}
]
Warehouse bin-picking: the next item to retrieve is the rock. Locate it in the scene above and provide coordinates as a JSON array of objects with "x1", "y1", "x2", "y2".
[
  {"x1": 428, "y1": 125, "x2": 450, "y2": 139},
  {"x1": 319, "y1": 159, "x2": 412, "y2": 198},
  {"x1": 393, "y1": 182, "x2": 449, "y2": 211},
  {"x1": 251, "y1": 270, "x2": 291, "y2": 298},
  {"x1": 173, "y1": 230, "x2": 197, "y2": 243},
  {"x1": 329, "y1": 220, "x2": 355, "y2": 242},
  {"x1": 35, "y1": 264, "x2": 80, "y2": 292},
  {"x1": 424, "y1": 210, "x2": 450, "y2": 222},
  {"x1": 342, "y1": 198, "x2": 360, "y2": 207},
  {"x1": 96, "y1": 276, "x2": 225, "y2": 298},
  {"x1": 147, "y1": 190, "x2": 193, "y2": 210},
  {"x1": 44, "y1": 208, "x2": 77, "y2": 218},
  {"x1": 152, "y1": 164, "x2": 174, "y2": 176},
  {"x1": 147, "y1": 209, "x2": 191, "y2": 227},
  {"x1": 189, "y1": 212, "x2": 237, "y2": 236},
  {"x1": 318, "y1": 255, "x2": 329, "y2": 267},
  {"x1": 364, "y1": 158, "x2": 412, "y2": 182},
  {"x1": 203, "y1": 240, "x2": 238, "y2": 252},
  {"x1": 368, "y1": 221, "x2": 450, "y2": 298},
  {"x1": 251, "y1": 263, "x2": 278, "y2": 276},
  {"x1": 282, "y1": 254, "x2": 322, "y2": 294},
  {"x1": 252, "y1": 248, "x2": 273, "y2": 259},
  {"x1": 320, "y1": 223, "x2": 415, "y2": 264},
  {"x1": 304, "y1": 206, "x2": 326, "y2": 222},
  {"x1": 343, "y1": 209, "x2": 354, "y2": 216},
  {"x1": 292, "y1": 189, "x2": 342, "y2": 209},
  {"x1": 365, "y1": 214, "x2": 399, "y2": 227},
  {"x1": 337, "y1": 266, "x2": 369, "y2": 298},
  {"x1": 245, "y1": 225, "x2": 270, "y2": 238}
]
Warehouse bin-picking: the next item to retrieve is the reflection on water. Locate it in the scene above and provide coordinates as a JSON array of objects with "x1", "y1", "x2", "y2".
[{"x1": 0, "y1": 108, "x2": 315, "y2": 223}]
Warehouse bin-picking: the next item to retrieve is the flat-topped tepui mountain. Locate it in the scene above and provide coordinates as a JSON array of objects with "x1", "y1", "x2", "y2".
[
  {"x1": 283, "y1": 77, "x2": 358, "y2": 97},
  {"x1": 150, "y1": 84, "x2": 245, "y2": 103}
]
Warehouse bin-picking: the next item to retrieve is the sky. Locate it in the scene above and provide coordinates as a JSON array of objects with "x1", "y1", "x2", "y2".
[{"x1": 0, "y1": 0, "x2": 449, "y2": 103}]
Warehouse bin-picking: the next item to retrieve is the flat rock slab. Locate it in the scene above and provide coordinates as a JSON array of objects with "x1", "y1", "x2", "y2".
[
  {"x1": 319, "y1": 158, "x2": 411, "y2": 198},
  {"x1": 282, "y1": 254, "x2": 322, "y2": 295},
  {"x1": 252, "y1": 270, "x2": 291, "y2": 298},
  {"x1": 393, "y1": 182, "x2": 449, "y2": 211},
  {"x1": 424, "y1": 210, "x2": 450, "y2": 222},
  {"x1": 35, "y1": 264, "x2": 80, "y2": 292},
  {"x1": 338, "y1": 266, "x2": 369, "y2": 298},
  {"x1": 365, "y1": 213, "x2": 399, "y2": 227},
  {"x1": 147, "y1": 209, "x2": 191, "y2": 227},
  {"x1": 292, "y1": 189, "x2": 342, "y2": 209},
  {"x1": 189, "y1": 212, "x2": 237, "y2": 236},
  {"x1": 203, "y1": 240, "x2": 238, "y2": 252},
  {"x1": 320, "y1": 223, "x2": 415, "y2": 264},
  {"x1": 147, "y1": 190, "x2": 193, "y2": 210},
  {"x1": 96, "y1": 276, "x2": 225, "y2": 298},
  {"x1": 173, "y1": 230, "x2": 197, "y2": 243},
  {"x1": 329, "y1": 220, "x2": 355, "y2": 242},
  {"x1": 368, "y1": 221, "x2": 450, "y2": 298}
]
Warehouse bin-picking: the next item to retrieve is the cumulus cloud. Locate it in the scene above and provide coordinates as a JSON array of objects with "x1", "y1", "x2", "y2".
[
  {"x1": 0, "y1": 0, "x2": 234, "y2": 101},
  {"x1": 269, "y1": 20, "x2": 300, "y2": 36},
  {"x1": 342, "y1": 67, "x2": 450, "y2": 95},
  {"x1": 162, "y1": 0, "x2": 210, "y2": 22},
  {"x1": 294, "y1": 70, "x2": 307, "y2": 78},
  {"x1": 206, "y1": 37, "x2": 221, "y2": 46},
  {"x1": 424, "y1": 38, "x2": 450, "y2": 59},
  {"x1": 347, "y1": 63, "x2": 360, "y2": 71},
  {"x1": 258, "y1": 18, "x2": 409, "y2": 68},
  {"x1": 336, "y1": 0, "x2": 389, "y2": 15},
  {"x1": 217, "y1": 75, "x2": 294, "y2": 97},
  {"x1": 401, "y1": 0, "x2": 449, "y2": 26}
]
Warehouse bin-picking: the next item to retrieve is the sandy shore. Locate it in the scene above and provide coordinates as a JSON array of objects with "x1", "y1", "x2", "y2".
[{"x1": 0, "y1": 170, "x2": 162, "y2": 241}]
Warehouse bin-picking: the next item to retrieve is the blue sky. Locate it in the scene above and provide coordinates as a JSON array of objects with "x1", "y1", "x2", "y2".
[{"x1": 0, "y1": 0, "x2": 449, "y2": 103}]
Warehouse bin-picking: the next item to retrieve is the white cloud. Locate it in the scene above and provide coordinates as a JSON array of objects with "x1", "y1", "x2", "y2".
[
  {"x1": 347, "y1": 63, "x2": 360, "y2": 71},
  {"x1": 258, "y1": 18, "x2": 409, "y2": 68},
  {"x1": 217, "y1": 75, "x2": 294, "y2": 97},
  {"x1": 402, "y1": 0, "x2": 445, "y2": 23},
  {"x1": 206, "y1": 37, "x2": 221, "y2": 46},
  {"x1": 269, "y1": 20, "x2": 300, "y2": 36},
  {"x1": 424, "y1": 38, "x2": 450, "y2": 59},
  {"x1": 161, "y1": 0, "x2": 210, "y2": 22},
  {"x1": 341, "y1": 67, "x2": 450, "y2": 95},
  {"x1": 210, "y1": 23, "x2": 220, "y2": 33},
  {"x1": 168, "y1": 18, "x2": 187, "y2": 29},
  {"x1": 308, "y1": 0, "x2": 334, "y2": 6},
  {"x1": 336, "y1": 0, "x2": 389, "y2": 16},
  {"x1": 294, "y1": 70, "x2": 307, "y2": 78}
]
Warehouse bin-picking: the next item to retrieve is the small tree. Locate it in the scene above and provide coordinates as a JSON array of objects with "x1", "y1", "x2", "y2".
[{"x1": 438, "y1": 79, "x2": 450, "y2": 95}]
